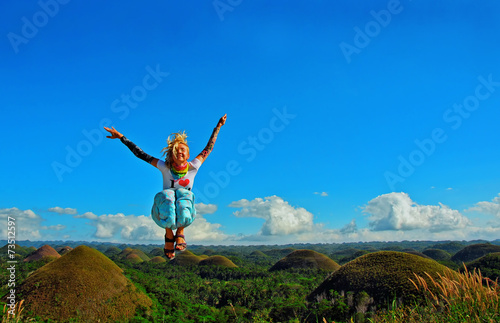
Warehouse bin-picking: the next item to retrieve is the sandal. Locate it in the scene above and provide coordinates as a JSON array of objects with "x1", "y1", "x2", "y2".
[
  {"x1": 164, "y1": 234, "x2": 176, "y2": 259},
  {"x1": 175, "y1": 234, "x2": 187, "y2": 252}
]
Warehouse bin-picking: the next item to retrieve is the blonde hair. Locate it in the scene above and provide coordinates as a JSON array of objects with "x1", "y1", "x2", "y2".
[{"x1": 161, "y1": 131, "x2": 189, "y2": 167}]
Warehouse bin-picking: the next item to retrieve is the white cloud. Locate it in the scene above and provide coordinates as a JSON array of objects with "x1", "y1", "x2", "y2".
[
  {"x1": 74, "y1": 207, "x2": 231, "y2": 243},
  {"x1": 195, "y1": 203, "x2": 218, "y2": 216},
  {"x1": 363, "y1": 192, "x2": 471, "y2": 232},
  {"x1": 0, "y1": 208, "x2": 43, "y2": 240},
  {"x1": 186, "y1": 215, "x2": 231, "y2": 242},
  {"x1": 74, "y1": 212, "x2": 163, "y2": 241},
  {"x1": 466, "y1": 193, "x2": 500, "y2": 217},
  {"x1": 340, "y1": 219, "x2": 357, "y2": 234},
  {"x1": 229, "y1": 195, "x2": 313, "y2": 236},
  {"x1": 314, "y1": 192, "x2": 328, "y2": 197},
  {"x1": 48, "y1": 207, "x2": 77, "y2": 215},
  {"x1": 74, "y1": 212, "x2": 98, "y2": 220},
  {"x1": 40, "y1": 224, "x2": 66, "y2": 231}
]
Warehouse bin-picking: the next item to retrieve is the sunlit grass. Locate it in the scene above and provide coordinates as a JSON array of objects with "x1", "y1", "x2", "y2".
[
  {"x1": 368, "y1": 265, "x2": 500, "y2": 323},
  {"x1": 1, "y1": 300, "x2": 26, "y2": 323}
]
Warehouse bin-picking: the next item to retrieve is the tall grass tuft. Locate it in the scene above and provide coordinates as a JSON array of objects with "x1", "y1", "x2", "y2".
[
  {"x1": 369, "y1": 265, "x2": 500, "y2": 323},
  {"x1": 2, "y1": 300, "x2": 27, "y2": 323}
]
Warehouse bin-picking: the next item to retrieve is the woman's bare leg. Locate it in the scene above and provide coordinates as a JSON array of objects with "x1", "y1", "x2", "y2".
[
  {"x1": 164, "y1": 228, "x2": 175, "y2": 258},
  {"x1": 175, "y1": 227, "x2": 187, "y2": 251}
]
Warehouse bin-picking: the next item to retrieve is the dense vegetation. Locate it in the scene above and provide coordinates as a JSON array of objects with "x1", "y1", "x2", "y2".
[{"x1": 0, "y1": 239, "x2": 499, "y2": 322}]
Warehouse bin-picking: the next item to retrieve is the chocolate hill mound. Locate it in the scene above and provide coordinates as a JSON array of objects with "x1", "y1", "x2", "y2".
[
  {"x1": 308, "y1": 251, "x2": 451, "y2": 306},
  {"x1": 118, "y1": 247, "x2": 150, "y2": 262},
  {"x1": 126, "y1": 253, "x2": 144, "y2": 264},
  {"x1": 171, "y1": 250, "x2": 204, "y2": 266},
  {"x1": 15, "y1": 245, "x2": 152, "y2": 322},
  {"x1": 249, "y1": 250, "x2": 268, "y2": 258},
  {"x1": 199, "y1": 255, "x2": 238, "y2": 268},
  {"x1": 422, "y1": 248, "x2": 452, "y2": 261},
  {"x1": 57, "y1": 246, "x2": 73, "y2": 255},
  {"x1": 104, "y1": 246, "x2": 122, "y2": 257},
  {"x1": 1, "y1": 244, "x2": 27, "y2": 255},
  {"x1": 451, "y1": 243, "x2": 500, "y2": 263},
  {"x1": 269, "y1": 249, "x2": 340, "y2": 272},
  {"x1": 23, "y1": 245, "x2": 61, "y2": 262},
  {"x1": 464, "y1": 252, "x2": 500, "y2": 281},
  {"x1": 150, "y1": 256, "x2": 167, "y2": 263},
  {"x1": 0, "y1": 244, "x2": 27, "y2": 261},
  {"x1": 149, "y1": 247, "x2": 165, "y2": 257}
]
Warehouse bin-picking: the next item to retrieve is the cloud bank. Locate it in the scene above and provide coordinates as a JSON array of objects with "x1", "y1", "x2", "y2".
[
  {"x1": 74, "y1": 203, "x2": 230, "y2": 243},
  {"x1": 363, "y1": 192, "x2": 471, "y2": 232},
  {"x1": 229, "y1": 195, "x2": 313, "y2": 236},
  {"x1": 466, "y1": 193, "x2": 500, "y2": 217},
  {"x1": 48, "y1": 207, "x2": 78, "y2": 215}
]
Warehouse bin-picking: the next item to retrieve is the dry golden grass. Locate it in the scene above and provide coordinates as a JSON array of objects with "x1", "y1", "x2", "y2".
[
  {"x1": 1, "y1": 300, "x2": 27, "y2": 323},
  {"x1": 370, "y1": 265, "x2": 500, "y2": 323}
]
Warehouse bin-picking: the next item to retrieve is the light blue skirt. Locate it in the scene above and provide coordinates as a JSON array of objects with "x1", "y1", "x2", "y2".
[{"x1": 151, "y1": 188, "x2": 196, "y2": 230}]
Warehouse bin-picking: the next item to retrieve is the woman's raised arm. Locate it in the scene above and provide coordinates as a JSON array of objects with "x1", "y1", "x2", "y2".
[
  {"x1": 104, "y1": 126, "x2": 159, "y2": 167},
  {"x1": 196, "y1": 114, "x2": 227, "y2": 164}
]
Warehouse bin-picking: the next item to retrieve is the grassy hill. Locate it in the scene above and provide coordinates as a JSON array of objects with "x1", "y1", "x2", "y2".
[
  {"x1": 150, "y1": 256, "x2": 167, "y2": 264},
  {"x1": 171, "y1": 250, "x2": 204, "y2": 266},
  {"x1": 117, "y1": 247, "x2": 151, "y2": 262},
  {"x1": 308, "y1": 251, "x2": 452, "y2": 307},
  {"x1": 199, "y1": 255, "x2": 238, "y2": 268},
  {"x1": 422, "y1": 248, "x2": 452, "y2": 261},
  {"x1": 464, "y1": 252, "x2": 500, "y2": 281},
  {"x1": 104, "y1": 246, "x2": 122, "y2": 257},
  {"x1": 0, "y1": 244, "x2": 28, "y2": 261},
  {"x1": 57, "y1": 246, "x2": 73, "y2": 255},
  {"x1": 23, "y1": 245, "x2": 61, "y2": 262},
  {"x1": 451, "y1": 243, "x2": 500, "y2": 263},
  {"x1": 15, "y1": 245, "x2": 152, "y2": 322},
  {"x1": 269, "y1": 249, "x2": 340, "y2": 272}
]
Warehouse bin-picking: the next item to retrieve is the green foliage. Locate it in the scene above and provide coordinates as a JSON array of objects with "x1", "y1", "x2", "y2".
[{"x1": 8, "y1": 241, "x2": 500, "y2": 322}]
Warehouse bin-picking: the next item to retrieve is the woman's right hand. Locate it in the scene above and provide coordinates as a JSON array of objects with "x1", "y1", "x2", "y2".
[{"x1": 104, "y1": 126, "x2": 123, "y2": 139}]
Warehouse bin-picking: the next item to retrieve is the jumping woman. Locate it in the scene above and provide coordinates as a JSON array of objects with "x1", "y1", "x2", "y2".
[{"x1": 104, "y1": 114, "x2": 227, "y2": 259}]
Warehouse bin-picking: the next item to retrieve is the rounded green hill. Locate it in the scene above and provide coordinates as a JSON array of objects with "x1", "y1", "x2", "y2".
[
  {"x1": 149, "y1": 247, "x2": 165, "y2": 257},
  {"x1": 171, "y1": 250, "x2": 203, "y2": 266},
  {"x1": 104, "y1": 246, "x2": 122, "y2": 257},
  {"x1": 199, "y1": 255, "x2": 238, "y2": 268},
  {"x1": 150, "y1": 256, "x2": 167, "y2": 263},
  {"x1": 422, "y1": 248, "x2": 452, "y2": 261},
  {"x1": 464, "y1": 252, "x2": 500, "y2": 281},
  {"x1": 308, "y1": 251, "x2": 452, "y2": 306},
  {"x1": 270, "y1": 249, "x2": 340, "y2": 272},
  {"x1": 126, "y1": 253, "x2": 144, "y2": 263},
  {"x1": 451, "y1": 243, "x2": 500, "y2": 263},
  {"x1": 118, "y1": 247, "x2": 151, "y2": 262},
  {"x1": 15, "y1": 245, "x2": 152, "y2": 322},
  {"x1": 249, "y1": 250, "x2": 268, "y2": 258}
]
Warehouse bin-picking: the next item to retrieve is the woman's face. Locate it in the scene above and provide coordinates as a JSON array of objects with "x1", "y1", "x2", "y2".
[{"x1": 173, "y1": 143, "x2": 189, "y2": 165}]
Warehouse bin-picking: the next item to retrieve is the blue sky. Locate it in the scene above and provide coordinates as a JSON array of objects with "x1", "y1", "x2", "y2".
[{"x1": 1, "y1": 0, "x2": 499, "y2": 245}]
